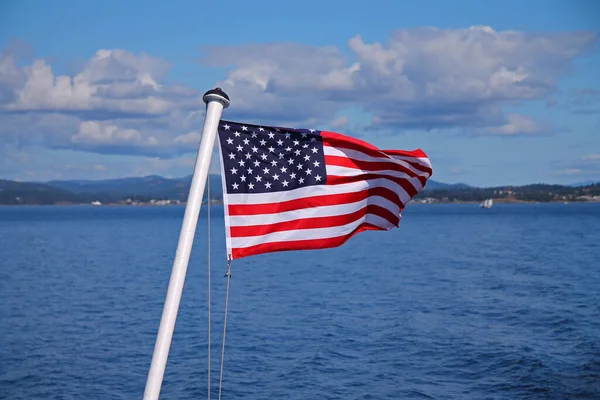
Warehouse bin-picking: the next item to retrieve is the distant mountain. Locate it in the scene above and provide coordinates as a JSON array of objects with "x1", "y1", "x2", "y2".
[
  {"x1": 43, "y1": 174, "x2": 223, "y2": 202},
  {"x1": 0, "y1": 179, "x2": 85, "y2": 205},
  {"x1": 5, "y1": 174, "x2": 596, "y2": 205},
  {"x1": 569, "y1": 180, "x2": 599, "y2": 187},
  {"x1": 423, "y1": 180, "x2": 472, "y2": 190}
]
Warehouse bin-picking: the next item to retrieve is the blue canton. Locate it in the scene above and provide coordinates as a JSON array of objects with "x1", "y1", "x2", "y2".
[{"x1": 217, "y1": 121, "x2": 327, "y2": 194}]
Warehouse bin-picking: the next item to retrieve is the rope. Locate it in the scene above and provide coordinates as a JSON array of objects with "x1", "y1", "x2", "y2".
[
  {"x1": 207, "y1": 176, "x2": 211, "y2": 400},
  {"x1": 218, "y1": 257, "x2": 232, "y2": 400}
]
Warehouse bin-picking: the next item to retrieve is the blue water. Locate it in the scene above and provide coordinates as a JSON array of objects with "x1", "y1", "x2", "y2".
[{"x1": 1, "y1": 204, "x2": 599, "y2": 399}]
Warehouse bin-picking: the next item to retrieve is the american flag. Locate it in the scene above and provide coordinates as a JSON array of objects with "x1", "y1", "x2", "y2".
[{"x1": 217, "y1": 120, "x2": 432, "y2": 259}]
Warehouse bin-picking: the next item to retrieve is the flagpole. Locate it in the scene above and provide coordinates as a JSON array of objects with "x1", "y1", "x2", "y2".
[{"x1": 143, "y1": 88, "x2": 230, "y2": 400}]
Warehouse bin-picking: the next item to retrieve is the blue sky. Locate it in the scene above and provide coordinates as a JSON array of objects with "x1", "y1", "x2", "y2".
[{"x1": 1, "y1": 0, "x2": 599, "y2": 186}]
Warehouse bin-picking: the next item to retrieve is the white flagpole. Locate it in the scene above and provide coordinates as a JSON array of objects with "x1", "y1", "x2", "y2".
[{"x1": 143, "y1": 88, "x2": 230, "y2": 400}]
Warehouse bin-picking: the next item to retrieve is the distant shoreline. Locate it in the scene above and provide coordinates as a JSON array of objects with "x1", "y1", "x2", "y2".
[{"x1": 2, "y1": 199, "x2": 599, "y2": 207}]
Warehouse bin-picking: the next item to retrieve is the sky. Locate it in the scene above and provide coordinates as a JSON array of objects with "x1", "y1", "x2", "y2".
[{"x1": 0, "y1": 0, "x2": 599, "y2": 187}]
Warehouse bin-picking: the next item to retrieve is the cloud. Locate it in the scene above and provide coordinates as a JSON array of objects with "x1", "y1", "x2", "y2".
[
  {"x1": 0, "y1": 25, "x2": 596, "y2": 163},
  {"x1": 584, "y1": 154, "x2": 600, "y2": 161},
  {"x1": 1, "y1": 48, "x2": 201, "y2": 117},
  {"x1": 329, "y1": 115, "x2": 350, "y2": 129},
  {"x1": 552, "y1": 153, "x2": 600, "y2": 178},
  {"x1": 488, "y1": 113, "x2": 547, "y2": 136},
  {"x1": 204, "y1": 26, "x2": 595, "y2": 132}
]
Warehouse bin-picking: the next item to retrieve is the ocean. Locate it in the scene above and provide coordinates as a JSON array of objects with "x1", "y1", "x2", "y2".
[{"x1": 1, "y1": 203, "x2": 599, "y2": 399}]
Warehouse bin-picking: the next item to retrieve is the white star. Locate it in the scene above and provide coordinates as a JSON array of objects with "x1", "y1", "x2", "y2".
[
  {"x1": 270, "y1": 160, "x2": 278, "y2": 167},
  {"x1": 260, "y1": 153, "x2": 268, "y2": 160},
  {"x1": 284, "y1": 133, "x2": 291, "y2": 139},
  {"x1": 288, "y1": 158, "x2": 295, "y2": 165},
  {"x1": 253, "y1": 160, "x2": 260, "y2": 167},
  {"x1": 278, "y1": 153, "x2": 284, "y2": 159},
  {"x1": 228, "y1": 153, "x2": 235, "y2": 160},
  {"x1": 301, "y1": 133, "x2": 307, "y2": 138},
  {"x1": 272, "y1": 174, "x2": 280, "y2": 180},
  {"x1": 267, "y1": 146, "x2": 275, "y2": 153},
  {"x1": 245, "y1": 153, "x2": 252, "y2": 160},
  {"x1": 240, "y1": 175, "x2": 247, "y2": 182},
  {"x1": 285, "y1": 146, "x2": 292, "y2": 152},
  {"x1": 230, "y1": 167, "x2": 238, "y2": 174},
  {"x1": 255, "y1": 176, "x2": 262, "y2": 182},
  {"x1": 290, "y1": 172, "x2": 297, "y2": 179},
  {"x1": 294, "y1": 150, "x2": 301, "y2": 156},
  {"x1": 232, "y1": 182, "x2": 239, "y2": 190},
  {"x1": 258, "y1": 127, "x2": 265, "y2": 131},
  {"x1": 241, "y1": 126, "x2": 248, "y2": 131},
  {"x1": 309, "y1": 129, "x2": 315, "y2": 133},
  {"x1": 265, "y1": 182, "x2": 272, "y2": 189},
  {"x1": 259, "y1": 139, "x2": 267, "y2": 146},
  {"x1": 310, "y1": 137, "x2": 316, "y2": 142},
  {"x1": 234, "y1": 131, "x2": 241, "y2": 137},
  {"x1": 243, "y1": 138, "x2": 250, "y2": 145},
  {"x1": 306, "y1": 168, "x2": 312, "y2": 175},
  {"x1": 236, "y1": 145, "x2": 243, "y2": 152},
  {"x1": 251, "y1": 146, "x2": 258, "y2": 153},
  {"x1": 251, "y1": 132, "x2": 258, "y2": 138},
  {"x1": 247, "y1": 168, "x2": 253, "y2": 174},
  {"x1": 238, "y1": 160, "x2": 245, "y2": 167},
  {"x1": 280, "y1": 166, "x2": 287, "y2": 173},
  {"x1": 248, "y1": 182, "x2": 254, "y2": 189},
  {"x1": 297, "y1": 164, "x2": 303, "y2": 170},
  {"x1": 311, "y1": 147, "x2": 318, "y2": 153},
  {"x1": 226, "y1": 137, "x2": 233, "y2": 145},
  {"x1": 302, "y1": 144, "x2": 309, "y2": 149},
  {"x1": 223, "y1": 124, "x2": 231, "y2": 130},
  {"x1": 263, "y1": 167, "x2": 270, "y2": 174},
  {"x1": 315, "y1": 174, "x2": 322, "y2": 181},
  {"x1": 299, "y1": 177, "x2": 305, "y2": 184},
  {"x1": 268, "y1": 132, "x2": 275, "y2": 139},
  {"x1": 277, "y1": 139, "x2": 283, "y2": 146},
  {"x1": 293, "y1": 140, "x2": 300, "y2": 146},
  {"x1": 282, "y1": 180, "x2": 289, "y2": 187},
  {"x1": 303, "y1": 155, "x2": 310, "y2": 161},
  {"x1": 313, "y1": 161, "x2": 320, "y2": 167}
]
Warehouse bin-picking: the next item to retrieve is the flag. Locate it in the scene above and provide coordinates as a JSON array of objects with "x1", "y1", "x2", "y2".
[{"x1": 216, "y1": 120, "x2": 432, "y2": 259}]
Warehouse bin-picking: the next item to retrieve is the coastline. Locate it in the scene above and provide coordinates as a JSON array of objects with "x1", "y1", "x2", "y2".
[{"x1": 2, "y1": 199, "x2": 599, "y2": 207}]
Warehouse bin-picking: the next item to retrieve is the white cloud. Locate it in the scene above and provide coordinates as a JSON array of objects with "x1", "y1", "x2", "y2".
[
  {"x1": 584, "y1": 154, "x2": 600, "y2": 161},
  {"x1": 204, "y1": 26, "x2": 595, "y2": 131},
  {"x1": 329, "y1": 115, "x2": 350, "y2": 129},
  {"x1": 489, "y1": 113, "x2": 545, "y2": 136},
  {"x1": 173, "y1": 131, "x2": 202, "y2": 145},
  {"x1": 0, "y1": 26, "x2": 595, "y2": 163},
  {"x1": 72, "y1": 121, "x2": 142, "y2": 144},
  {"x1": 1, "y1": 48, "x2": 199, "y2": 117}
]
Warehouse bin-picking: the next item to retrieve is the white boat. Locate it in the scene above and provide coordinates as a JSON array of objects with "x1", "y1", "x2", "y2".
[{"x1": 480, "y1": 198, "x2": 493, "y2": 208}]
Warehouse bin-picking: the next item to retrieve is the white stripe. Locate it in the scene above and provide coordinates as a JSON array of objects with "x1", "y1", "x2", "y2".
[
  {"x1": 326, "y1": 164, "x2": 424, "y2": 192},
  {"x1": 324, "y1": 146, "x2": 431, "y2": 179},
  {"x1": 217, "y1": 136, "x2": 234, "y2": 258},
  {"x1": 389, "y1": 154, "x2": 432, "y2": 170},
  {"x1": 226, "y1": 177, "x2": 413, "y2": 207},
  {"x1": 228, "y1": 195, "x2": 400, "y2": 226},
  {"x1": 230, "y1": 213, "x2": 395, "y2": 249}
]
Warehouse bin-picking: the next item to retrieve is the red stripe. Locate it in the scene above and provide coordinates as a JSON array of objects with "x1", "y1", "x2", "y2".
[
  {"x1": 228, "y1": 186, "x2": 404, "y2": 216},
  {"x1": 322, "y1": 131, "x2": 432, "y2": 169},
  {"x1": 230, "y1": 204, "x2": 399, "y2": 237},
  {"x1": 325, "y1": 155, "x2": 428, "y2": 184},
  {"x1": 326, "y1": 174, "x2": 419, "y2": 198},
  {"x1": 383, "y1": 148, "x2": 429, "y2": 158},
  {"x1": 231, "y1": 222, "x2": 387, "y2": 259}
]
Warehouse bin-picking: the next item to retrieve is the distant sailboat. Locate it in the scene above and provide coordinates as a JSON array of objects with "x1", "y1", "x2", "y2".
[{"x1": 480, "y1": 198, "x2": 493, "y2": 209}]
